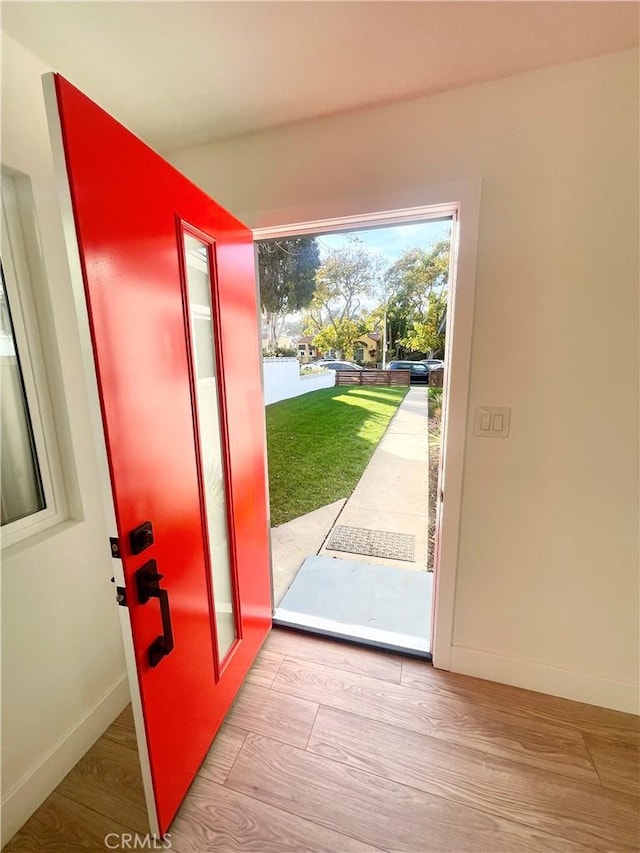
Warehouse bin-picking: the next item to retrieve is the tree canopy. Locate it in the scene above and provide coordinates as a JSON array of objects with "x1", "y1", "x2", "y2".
[
  {"x1": 257, "y1": 237, "x2": 320, "y2": 349},
  {"x1": 384, "y1": 240, "x2": 449, "y2": 357},
  {"x1": 258, "y1": 230, "x2": 450, "y2": 362},
  {"x1": 304, "y1": 237, "x2": 381, "y2": 358}
]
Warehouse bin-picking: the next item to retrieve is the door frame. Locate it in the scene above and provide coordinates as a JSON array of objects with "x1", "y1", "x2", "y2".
[
  {"x1": 253, "y1": 178, "x2": 482, "y2": 670},
  {"x1": 43, "y1": 72, "x2": 160, "y2": 836}
]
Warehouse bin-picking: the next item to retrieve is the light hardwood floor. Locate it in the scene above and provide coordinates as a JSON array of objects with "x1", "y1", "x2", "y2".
[{"x1": 5, "y1": 629, "x2": 639, "y2": 852}]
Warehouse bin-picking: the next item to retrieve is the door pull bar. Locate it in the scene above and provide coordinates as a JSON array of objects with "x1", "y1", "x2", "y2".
[{"x1": 135, "y1": 560, "x2": 175, "y2": 668}]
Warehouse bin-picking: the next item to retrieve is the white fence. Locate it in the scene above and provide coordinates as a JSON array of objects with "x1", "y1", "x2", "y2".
[{"x1": 262, "y1": 358, "x2": 335, "y2": 405}]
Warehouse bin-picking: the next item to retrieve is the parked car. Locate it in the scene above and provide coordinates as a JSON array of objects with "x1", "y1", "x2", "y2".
[
  {"x1": 387, "y1": 360, "x2": 430, "y2": 384},
  {"x1": 313, "y1": 360, "x2": 363, "y2": 371},
  {"x1": 421, "y1": 359, "x2": 445, "y2": 371}
]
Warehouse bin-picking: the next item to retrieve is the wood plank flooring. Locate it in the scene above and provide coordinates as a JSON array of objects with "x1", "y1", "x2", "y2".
[
  {"x1": 271, "y1": 657, "x2": 602, "y2": 782},
  {"x1": 5, "y1": 629, "x2": 639, "y2": 852}
]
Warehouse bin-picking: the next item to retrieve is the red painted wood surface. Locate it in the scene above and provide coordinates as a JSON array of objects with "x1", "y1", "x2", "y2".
[{"x1": 54, "y1": 75, "x2": 272, "y2": 834}]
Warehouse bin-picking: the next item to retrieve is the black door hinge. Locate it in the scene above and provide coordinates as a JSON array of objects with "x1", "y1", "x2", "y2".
[{"x1": 109, "y1": 537, "x2": 121, "y2": 559}]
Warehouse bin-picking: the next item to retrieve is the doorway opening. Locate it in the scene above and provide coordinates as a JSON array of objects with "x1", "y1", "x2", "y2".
[{"x1": 255, "y1": 204, "x2": 459, "y2": 658}]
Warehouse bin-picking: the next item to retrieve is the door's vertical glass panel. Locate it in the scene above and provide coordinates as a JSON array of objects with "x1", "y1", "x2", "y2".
[
  {"x1": 0, "y1": 264, "x2": 45, "y2": 526},
  {"x1": 183, "y1": 234, "x2": 237, "y2": 662}
]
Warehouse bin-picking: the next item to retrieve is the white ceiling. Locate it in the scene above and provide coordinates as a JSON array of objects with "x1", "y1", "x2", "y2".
[{"x1": 3, "y1": 1, "x2": 638, "y2": 151}]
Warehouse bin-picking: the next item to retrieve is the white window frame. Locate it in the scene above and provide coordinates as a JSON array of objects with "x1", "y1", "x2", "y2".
[{"x1": 1, "y1": 173, "x2": 67, "y2": 548}]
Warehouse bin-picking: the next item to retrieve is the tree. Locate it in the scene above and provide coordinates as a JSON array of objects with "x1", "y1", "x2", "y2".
[
  {"x1": 309, "y1": 318, "x2": 365, "y2": 360},
  {"x1": 384, "y1": 241, "x2": 449, "y2": 358},
  {"x1": 257, "y1": 237, "x2": 320, "y2": 349},
  {"x1": 305, "y1": 237, "x2": 381, "y2": 358},
  {"x1": 399, "y1": 293, "x2": 447, "y2": 354}
]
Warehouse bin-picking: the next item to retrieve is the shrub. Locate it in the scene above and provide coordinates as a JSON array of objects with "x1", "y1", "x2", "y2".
[{"x1": 428, "y1": 386, "x2": 443, "y2": 418}]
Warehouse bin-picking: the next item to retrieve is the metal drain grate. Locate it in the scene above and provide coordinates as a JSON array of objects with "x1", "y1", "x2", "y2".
[{"x1": 326, "y1": 525, "x2": 415, "y2": 562}]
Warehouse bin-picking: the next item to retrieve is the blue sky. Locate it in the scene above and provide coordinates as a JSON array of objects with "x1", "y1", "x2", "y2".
[{"x1": 316, "y1": 218, "x2": 452, "y2": 265}]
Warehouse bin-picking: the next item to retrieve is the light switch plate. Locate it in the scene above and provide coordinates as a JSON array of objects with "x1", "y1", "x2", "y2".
[{"x1": 474, "y1": 406, "x2": 511, "y2": 437}]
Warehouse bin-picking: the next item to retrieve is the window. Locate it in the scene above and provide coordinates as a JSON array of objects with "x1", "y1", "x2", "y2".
[
  {"x1": 1, "y1": 173, "x2": 66, "y2": 547},
  {"x1": 183, "y1": 231, "x2": 238, "y2": 662},
  {"x1": 0, "y1": 266, "x2": 45, "y2": 524}
]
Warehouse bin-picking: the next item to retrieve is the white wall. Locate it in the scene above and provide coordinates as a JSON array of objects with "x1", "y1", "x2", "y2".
[
  {"x1": 1, "y1": 34, "x2": 128, "y2": 844},
  {"x1": 169, "y1": 50, "x2": 640, "y2": 713},
  {"x1": 262, "y1": 358, "x2": 335, "y2": 405}
]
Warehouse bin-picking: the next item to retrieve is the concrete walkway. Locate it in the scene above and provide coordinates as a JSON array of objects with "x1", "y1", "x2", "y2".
[
  {"x1": 270, "y1": 386, "x2": 429, "y2": 607},
  {"x1": 270, "y1": 499, "x2": 345, "y2": 607}
]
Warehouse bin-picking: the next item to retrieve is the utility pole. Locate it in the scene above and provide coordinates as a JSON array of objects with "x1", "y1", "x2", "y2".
[
  {"x1": 382, "y1": 304, "x2": 387, "y2": 369},
  {"x1": 381, "y1": 275, "x2": 389, "y2": 370}
]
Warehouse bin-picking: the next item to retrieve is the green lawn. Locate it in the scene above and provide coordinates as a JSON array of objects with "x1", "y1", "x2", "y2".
[{"x1": 266, "y1": 386, "x2": 408, "y2": 527}]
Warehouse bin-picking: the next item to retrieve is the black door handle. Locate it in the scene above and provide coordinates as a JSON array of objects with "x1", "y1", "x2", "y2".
[{"x1": 135, "y1": 560, "x2": 175, "y2": 668}]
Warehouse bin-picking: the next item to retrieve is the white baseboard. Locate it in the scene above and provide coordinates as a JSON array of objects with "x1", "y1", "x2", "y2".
[
  {"x1": 447, "y1": 646, "x2": 639, "y2": 715},
  {"x1": 1, "y1": 675, "x2": 130, "y2": 847}
]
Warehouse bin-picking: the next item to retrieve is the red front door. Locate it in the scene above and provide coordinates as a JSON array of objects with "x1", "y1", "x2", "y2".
[{"x1": 47, "y1": 75, "x2": 272, "y2": 834}]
